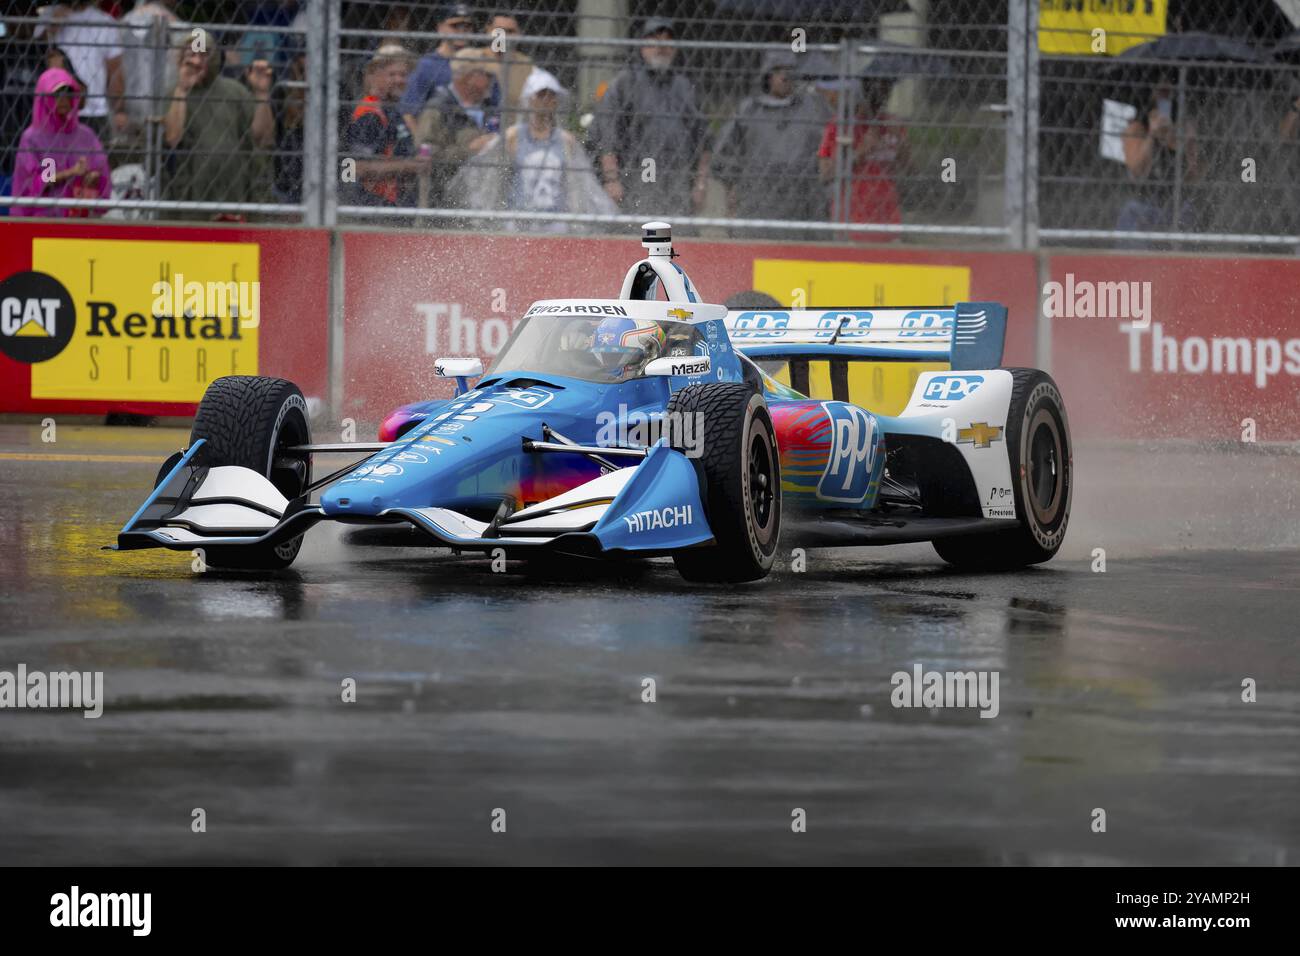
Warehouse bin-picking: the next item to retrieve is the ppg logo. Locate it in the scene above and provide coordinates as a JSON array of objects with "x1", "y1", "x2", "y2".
[
  {"x1": 733, "y1": 311, "x2": 789, "y2": 328},
  {"x1": 899, "y1": 311, "x2": 954, "y2": 338},
  {"x1": 818, "y1": 403, "x2": 875, "y2": 503},
  {"x1": 493, "y1": 387, "x2": 553, "y2": 409},
  {"x1": 815, "y1": 311, "x2": 873, "y2": 340},
  {"x1": 923, "y1": 374, "x2": 985, "y2": 402},
  {"x1": 731, "y1": 312, "x2": 789, "y2": 339}
]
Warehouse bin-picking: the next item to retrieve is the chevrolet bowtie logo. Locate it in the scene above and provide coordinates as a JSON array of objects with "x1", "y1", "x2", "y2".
[
  {"x1": 666, "y1": 308, "x2": 694, "y2": 321},
  {"x1": 957, "y1": 422, "x2": 1003, "y2": 448}
]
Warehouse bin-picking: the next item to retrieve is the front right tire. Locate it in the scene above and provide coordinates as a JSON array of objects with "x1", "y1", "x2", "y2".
[{"x1": 188, "y1": 375, "x2": 312, "y2": 571}]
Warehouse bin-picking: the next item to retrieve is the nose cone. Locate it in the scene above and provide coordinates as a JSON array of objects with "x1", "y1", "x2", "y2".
[
  {"x1": 319, "y1": 445, "x2": 440, "y2": 516},
  {"x1": 317, "y1": 378, "x2": 619, "y2": 517},
  {"x1": 319, "y1": 485, "x2": 387, "y2": 516}
]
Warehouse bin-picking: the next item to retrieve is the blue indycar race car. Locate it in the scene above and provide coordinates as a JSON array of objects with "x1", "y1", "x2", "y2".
[{"x1": 114, "y1": 223, "x2": 1072, "y2": 582}]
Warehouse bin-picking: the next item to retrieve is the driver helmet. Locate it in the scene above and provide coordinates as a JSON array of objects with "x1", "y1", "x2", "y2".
[{"x1": 590, "y1": 316, "x2": 666, "y2": 377}]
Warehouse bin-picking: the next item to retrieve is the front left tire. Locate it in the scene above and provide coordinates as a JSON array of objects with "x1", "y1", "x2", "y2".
[{"x1": 666, "y1": 382, "x2": 781, "y2": 583}]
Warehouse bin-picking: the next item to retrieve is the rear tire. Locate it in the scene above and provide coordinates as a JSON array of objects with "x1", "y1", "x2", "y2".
[
  {"x1": 933, "y1": 368, "x2": 1071, "y2": 570},
  {"x1": 189, "y1": 376, "x2": 312, "y2": 570},
  {"x1": 666, "y1": 383, "x2": 781, "y2": 583}
]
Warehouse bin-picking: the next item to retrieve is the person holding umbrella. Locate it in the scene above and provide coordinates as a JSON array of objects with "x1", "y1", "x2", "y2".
[
  {"x1": 1118, "y1": 76, "x2": 1200, "y2": 237},
  {"x1": 1108, "y1": 34, "x2": 1267, "y2": 241}
]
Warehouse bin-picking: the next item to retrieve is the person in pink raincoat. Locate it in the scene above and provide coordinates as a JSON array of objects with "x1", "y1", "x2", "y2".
[{"x1": 11, "y1": 67, "x2": 113, "y2": 217}]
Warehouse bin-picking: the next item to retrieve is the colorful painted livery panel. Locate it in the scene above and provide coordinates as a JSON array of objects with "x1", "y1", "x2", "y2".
[{"x1": 770, "y1": 400, "x2": 886, "y2": 510}]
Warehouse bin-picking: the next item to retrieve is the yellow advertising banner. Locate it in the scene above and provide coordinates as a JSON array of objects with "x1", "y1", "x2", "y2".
[
  {"x1": 751, "y1": 258, "x2": 971, "y2": 414},
  {"x1": 29, "y1": 238, "x2": 260, "y2": 402},
  {"x1": 1039, "y1": 0, "x2": 1167, "y2": 56},
  {"x1": 752, "y1": 258, "x2": 971, "y2": 308}
]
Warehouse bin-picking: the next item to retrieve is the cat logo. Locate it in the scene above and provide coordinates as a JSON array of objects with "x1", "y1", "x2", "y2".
[
  {"x1": 3, "y1": 298, "x2": 57, "y2": 337},
  {"x1": 956, "y1": 422, "x2": 1003, "y2": 448},
  {"x1": 0, "y1": 271, "x2": 75, "y2": 364}
]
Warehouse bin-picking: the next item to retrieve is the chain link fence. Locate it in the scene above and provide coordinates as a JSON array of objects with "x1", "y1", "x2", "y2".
[
  {"x1": 331, "y1": 0, "x2": 1011, "y2": 242},
  {"x1": 1, "y1": 2, "x2": 313, "y2": 217},
  {"x1": 3, "y1": 1, "x2": 1298, "y2": 250},
  {"x1": 1038, "y1": 1, "x2": 1299, "y2": 250}
]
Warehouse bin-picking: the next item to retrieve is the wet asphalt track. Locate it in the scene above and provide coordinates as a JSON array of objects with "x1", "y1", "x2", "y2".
[{"x1": 1, "y1": 423, "x2": 1298, "y2": 865}]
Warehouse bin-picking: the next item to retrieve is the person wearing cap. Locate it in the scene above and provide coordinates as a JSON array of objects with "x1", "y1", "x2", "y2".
[
  {"x1": 400, "y1": 4, "x2": 501, "y2": 133},
  {"x1": 712, "y1": 50, "x2": 830, "y2": 238},
  {"x1": 591, "y1": 17, "x2": 710, "y2": 220},
  {"x1": 160, "y1": 28, "x2": 274, "y2": 219},
  {"x1": 446, "y1": 67, "x2": 617, "y2": 232},
  {"x1": 11, "y1": 67, "x2": 112, "y2": 217},
  {"x1": 342, "y1": 44, "x2": 429, "y2": 210},
  {"x1": 414, "y1": 46, "x2": 500, "y2": 208}
]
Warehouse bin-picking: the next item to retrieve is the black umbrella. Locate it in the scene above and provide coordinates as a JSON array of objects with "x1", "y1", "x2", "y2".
[
  {"x1": 859, "y1": 41, "x2": 952, "y2": 79},
  {"x1": 712, "y1": 0, "x2": 910, "y2": 20},
  {"x1": 799, "y1": 42, "x2": 951, "y2": 88},
  {"x1": 796, "y1": 50, "x2": 857, "y2": 92},
  {"x1": 1107, "y1": 31, "x2": 1278, "y2": 99},
  {"x1": 1271, "y1": 30, "x2": 1300, "y2": 64},
  {"x1": 1115, "y1": 31, "x2": 1270, "y2": 66},
  {"x1": 798, "y1": 51, "x2": 843, "y2": 81}
]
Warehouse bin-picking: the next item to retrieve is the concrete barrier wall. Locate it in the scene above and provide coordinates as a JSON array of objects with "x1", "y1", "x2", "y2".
[{"x1": 5, "y1": 220, "x2": 1299, "y2": 443}]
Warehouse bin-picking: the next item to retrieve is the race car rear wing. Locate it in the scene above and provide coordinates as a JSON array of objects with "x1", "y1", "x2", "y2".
[{"x1": 723, "y1": 302, "x2": 1007, "y2": 371}]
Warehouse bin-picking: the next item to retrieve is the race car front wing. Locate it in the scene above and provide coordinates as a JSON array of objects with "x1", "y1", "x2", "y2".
[{"x1": 114, "y1": 440, "x2": 715, "y2": 558}]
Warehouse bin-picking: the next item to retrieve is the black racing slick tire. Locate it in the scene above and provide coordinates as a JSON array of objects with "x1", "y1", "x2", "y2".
[
  {"x1": 666, "y1": 383, "x2": 781, "y2": 583},
  {"x1": 188, "y1": 375, "x2": 312, "y2": 571},
  {"x1": 934, "y1": 368, "x2": 1072, "y2": 570}
]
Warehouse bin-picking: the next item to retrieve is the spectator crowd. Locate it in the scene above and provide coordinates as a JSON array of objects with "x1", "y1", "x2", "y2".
[
  {"x1": 3, "y1": 1, "x2": 1297, "y2": 246},
  {"x1": 330, "y1": 5, "x2": 865, "y2": 235}
]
